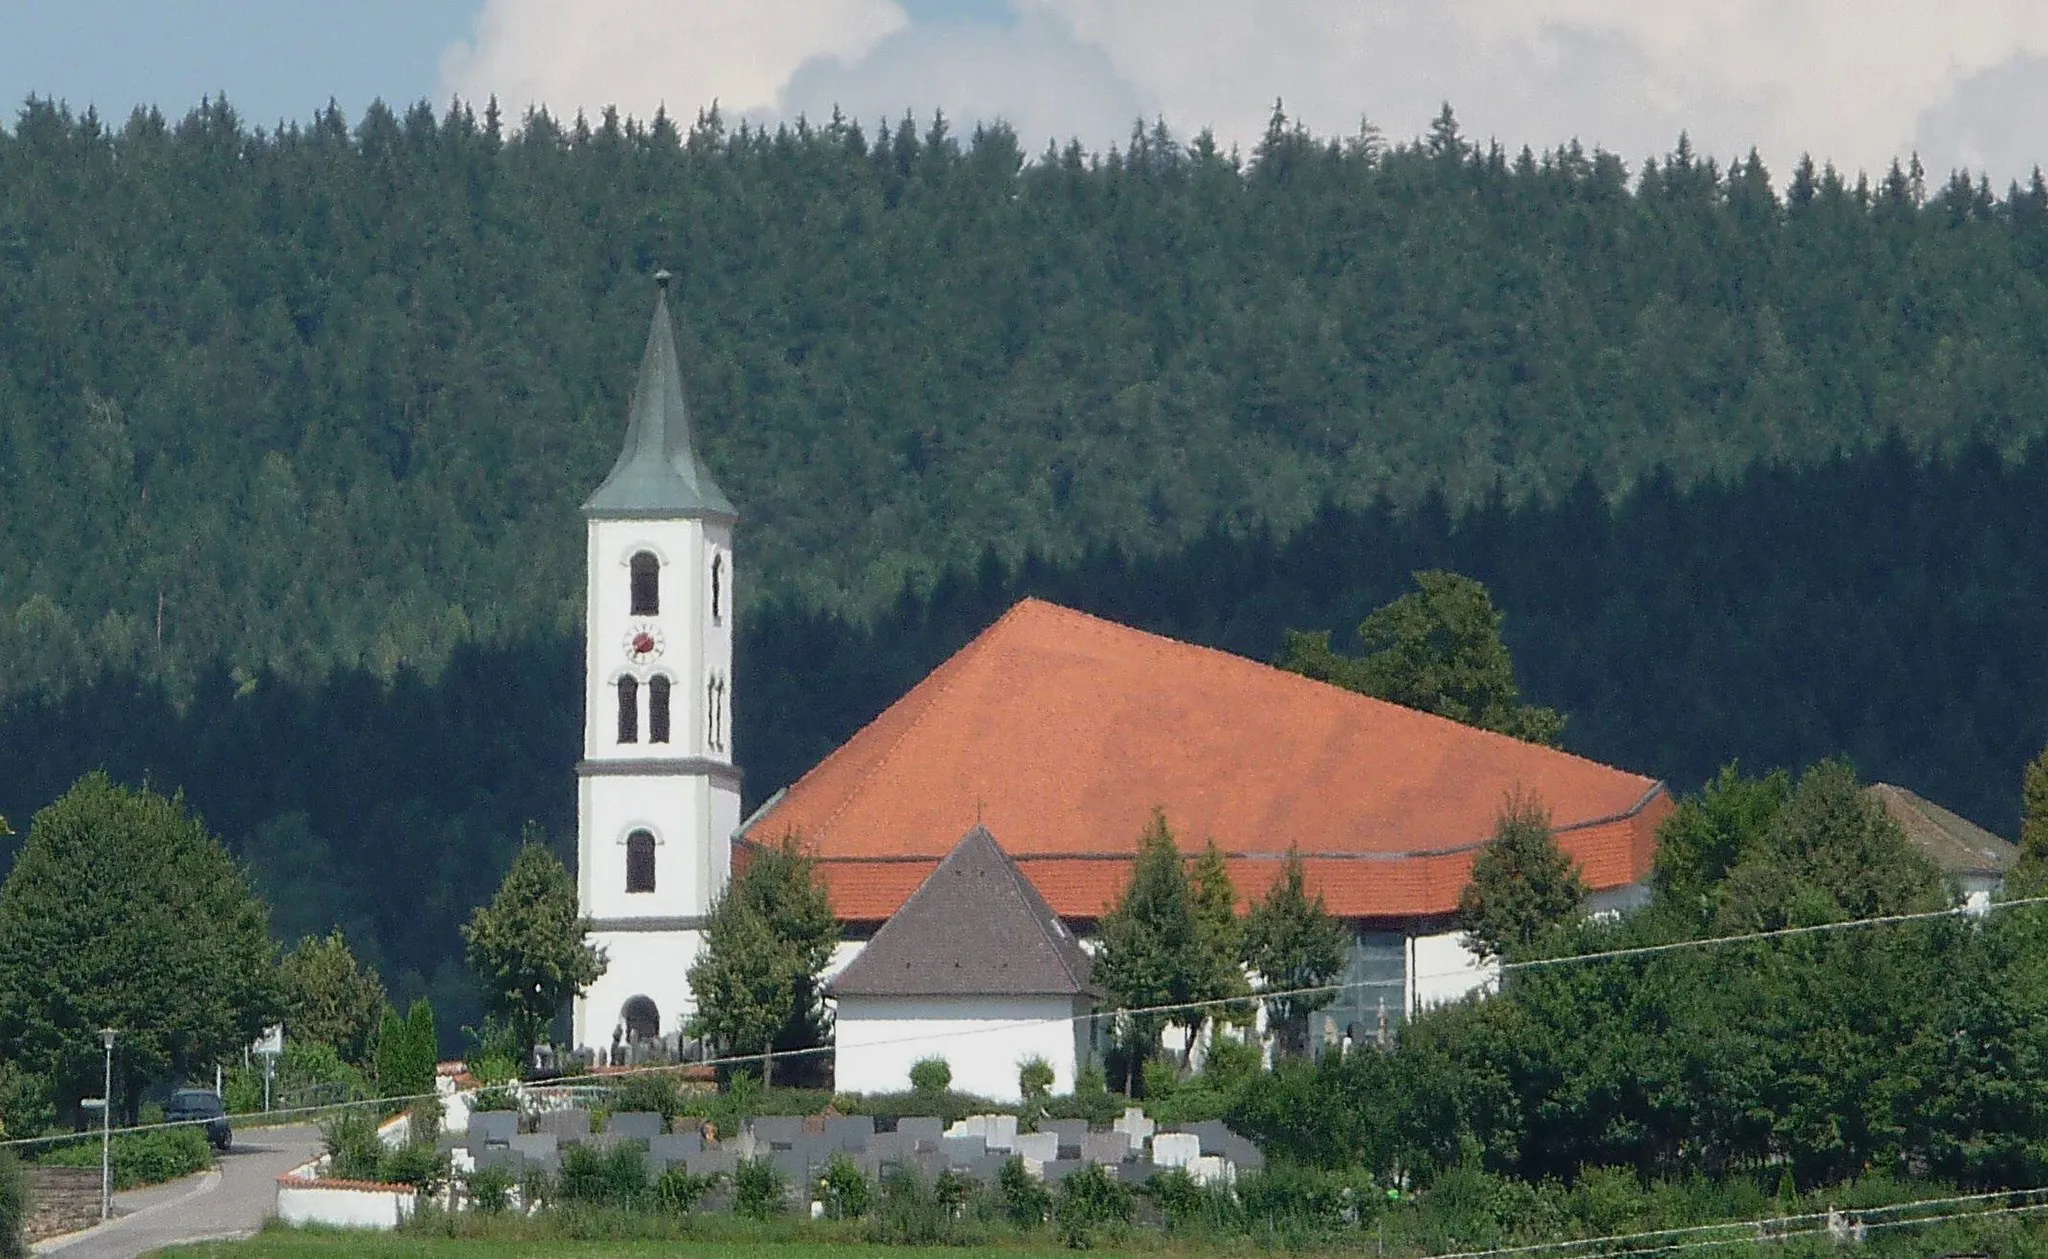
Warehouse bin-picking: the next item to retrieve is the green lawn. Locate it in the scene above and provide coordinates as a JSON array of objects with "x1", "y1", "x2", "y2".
[{"x1": 155, "y1": 1239, "x2": 1105, "y2": 1259}]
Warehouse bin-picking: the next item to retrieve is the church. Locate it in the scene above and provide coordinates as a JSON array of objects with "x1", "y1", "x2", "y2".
[{"x1": 570, "y1": 281, "x2": 1675, "y2": 1071}]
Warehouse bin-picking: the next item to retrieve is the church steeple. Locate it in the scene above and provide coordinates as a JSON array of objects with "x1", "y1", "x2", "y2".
[{"x1": 583, "y1": 271, "x2": 736, "y2": 521}]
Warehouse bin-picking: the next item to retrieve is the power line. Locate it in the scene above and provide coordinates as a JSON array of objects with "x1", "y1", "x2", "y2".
[{"x1": 10, "y1": 891, "x2": 2041, "y2": 1151}]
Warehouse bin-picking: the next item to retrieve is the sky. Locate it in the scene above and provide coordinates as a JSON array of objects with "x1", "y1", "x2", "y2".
[{"x1": 5, "y1": 1, "x2": 2048, "y2": 188}]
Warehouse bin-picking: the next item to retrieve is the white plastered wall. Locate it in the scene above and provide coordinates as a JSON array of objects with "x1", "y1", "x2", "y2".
[
  {"x1": 834, "y1": 994, "x2": 1088, "y2": 1103},
  {"x1": 573, "y1": 515, "x2": 737, "y2": 1052},
  {"x1": 575, "y1": 927, "x2": 710, "y2": 1049}
]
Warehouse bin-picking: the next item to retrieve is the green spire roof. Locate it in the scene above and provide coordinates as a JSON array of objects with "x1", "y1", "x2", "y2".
[{"x1": 583, "y1": 274, "x2": 737, "y2": 520}]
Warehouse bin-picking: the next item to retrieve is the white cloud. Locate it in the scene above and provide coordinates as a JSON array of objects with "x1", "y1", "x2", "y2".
[
  {"x1": 1038, "y1": 0, "x2": 2048, "y2": 180},
  {"x1": 771, "y1": 7, "x2": 1149, "y2": 155},
  {"x1": 440, "y1": 0, "x2": 908, "y2": 123},
  {"x1": 439, "y1": 0, "x2": 2048, "y2": 184}
]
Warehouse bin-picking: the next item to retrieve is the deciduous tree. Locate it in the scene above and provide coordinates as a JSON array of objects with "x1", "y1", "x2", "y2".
[
  {"x1": 0, "y1": 773, "x2": 279, "y2": 1123},
  {"x1": 461, "y1": 830, "x2": 605, "y2": 1064},
  {"x1": 1279, "y1": 571, "x2": 1564, "y2": 745},
  {"x1": 686, "y1": 835, "x2": 836, "y2": 1084}
]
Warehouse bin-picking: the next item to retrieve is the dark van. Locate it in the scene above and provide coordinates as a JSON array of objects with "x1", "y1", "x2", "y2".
[{"x1": 165, "y1": 1089, "x2": 231, "y2": 1151}]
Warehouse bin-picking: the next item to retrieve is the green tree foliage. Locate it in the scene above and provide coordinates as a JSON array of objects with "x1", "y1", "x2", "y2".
[
  {"x1": 461, "y1": 830, "x2": 606, "y2": 1063},
  {"x1": 0, "y1": 1149, "x2": 21, "y2": 1259},
  {"x1": 373, "y1": 999, "x2": 437, "y2": 1099},
  {"x1": 1458, "y1": 794, "x2": 1589, "y2": 962},
  {"x1": 0, "y1": 773, "x2": 279, "y2": 1121},
  {"x1": 908, "y1": 1057, "x2": 952, "y2": 1095},
  {"x1": 1241, "y1": 848, "x2": 1346, "y2": 1057},
  {"x1": 1714, "y1": 759, "x2": 1946, "y2": 931},
  {"x1": 1093, "y1": 811, "x2": 1207, "y2": 1087},
  {"x1": 277, "y1": 930, "x2": 387, "y2": 1067},
  {"x1": 1280, "y1": 571, "x2": 1564, "y2": 744},
  {"x1": 1188, "y1": 840, "x2": 1252, "y2": 1039},
  {"x1": 2012, "y1": 745, "x2": 2048, "y2": 893},
  {"x1": 1648, "y1": 764, "x2": 1791, "y2": 928},
  {"x1": 686, "y1": 835, "x2": 835, "y2": 1084}
]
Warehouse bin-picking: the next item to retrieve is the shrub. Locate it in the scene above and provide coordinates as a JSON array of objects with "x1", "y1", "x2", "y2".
[
  {"x1": 1237, "y1": 1164, "x2": 1375, "y2": 1232},
  {"x1": 462, "y1": 1164, "x2": 515, "y2": 1214},
  {"x1": 468, "y1": 1082, "x2": 521, "y2": 1115},
  {"x1": 819, "y1": 1153, "x2": 872, "y2": 1220},
  {"x1": 0, "y1": 1150, "x2": 26, "y2": 1259},
  {"x1": 377, "y1": 1143, "x2": 448, "y2": 1194},
  {"x1": 322, "y1": 1109, "x2": 384, "y2": 1182},
  {"x1": 609, "y1": 1072, "x2": 683, "y2": 1121},
  {"x1": 1019, "y1": 1057, "x2": 1055, "y2": 1108},
  {"x1": 654, "y1": 1165, "x2": 720, "y2": 1214},
  {"x1": 1145, "y1": 1167, "x2": 1231, "y2": 1233},
  {"x1": 1054, "y1": 1160, "x2": 1133, "y2": 1248},
  {"x1": 732, "y1": 1156, "x2": 786, "y2": 1219},
  {"x1": 556, "y1": 1141, "x2": 647, "y2": 1209},
  {"x1": 867, "y1": 1166, "x2": 948, "y2": 1245},
  {"x1": 998, "y1": 1155, "x2": 1051, "y2": 1229},
  {"x1": 36, "y1": 1126, "x2": 212, "y2": 1190},
  {"x1": 908, "y1": 1057, "x2": 952, "y2": 1095}
]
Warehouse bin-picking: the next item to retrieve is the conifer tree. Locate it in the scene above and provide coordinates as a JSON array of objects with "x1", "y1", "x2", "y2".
[
  {"x1": 1242, "y1": 848, "x2": 1345, "y2": 1058},
  {"x1": 1093, "y1": 811, "x2": 1205, "y2": 1090},
  {"x1": 278, "y1": 930, "x2": 387, "y2": 1067},
  {"x1": 1458, "y1": 794, "x2": 1586, "y2": 962},
  {"x1": 1188, "y1": 839, "x2": 1252, "y2": 1050}
]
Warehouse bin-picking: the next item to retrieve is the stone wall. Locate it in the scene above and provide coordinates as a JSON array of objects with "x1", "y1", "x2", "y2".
[{"x1": 25, "y1": 1166, "x2": 102, "y2": 1243}]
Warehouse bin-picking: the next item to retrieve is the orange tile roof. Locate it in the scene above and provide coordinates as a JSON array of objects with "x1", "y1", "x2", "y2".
[{"x1": 746, "y1": 599, "x2": 1671, "y2": 923}]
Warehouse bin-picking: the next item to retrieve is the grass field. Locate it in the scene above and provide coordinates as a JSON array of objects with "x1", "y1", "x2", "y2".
[{"x1": 155, "y1": 1239, "x2": 1116, "y2": 1259}]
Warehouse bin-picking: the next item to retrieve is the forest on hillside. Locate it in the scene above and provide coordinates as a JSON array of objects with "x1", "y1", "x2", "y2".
[
  {"x1": 5, "y1": 96, "x2": 2048, "y2": 700},
  {"x1": 5, "y1": 440, "x2": 2045, "y2": 1033}
]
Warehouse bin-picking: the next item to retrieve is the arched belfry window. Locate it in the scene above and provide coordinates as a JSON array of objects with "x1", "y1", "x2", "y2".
[
  {"x1": 626, "y1": 830, "x2": 656, "y2": 893},
  {"x1": 648, "y1": 675, "x2": 671, "y2": 744},
  {"x1": 711, "y1": 554, "x2": 724, "y2": 624},
  {"x1": 630, "y1": 551, "x2": 660, "y2": 616},
  {"x1": 617, "y1": 676, "x2": 639, "y2": 744}
]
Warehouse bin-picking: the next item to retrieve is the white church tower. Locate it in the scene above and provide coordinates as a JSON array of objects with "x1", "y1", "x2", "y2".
[{"x1": 572, "y1": 272, "x2": 740, "y2": 1055}]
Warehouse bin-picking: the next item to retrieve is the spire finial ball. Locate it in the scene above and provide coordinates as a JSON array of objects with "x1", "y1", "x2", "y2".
[{"x1": 654, "y1": 268, "x2": 672, "y2": 290}]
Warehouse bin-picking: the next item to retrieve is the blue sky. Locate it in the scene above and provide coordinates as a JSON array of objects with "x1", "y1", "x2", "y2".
[
  {"x1": 0, "y1": 1, "x2": 477, "y2": 128},
  {"x1": 4, "y1": 1, "x2": 2046, "y2": 185}
]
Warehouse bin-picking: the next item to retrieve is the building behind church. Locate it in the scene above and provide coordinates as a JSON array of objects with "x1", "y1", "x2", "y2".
[{"x1": 569, "y1": 281, "x2": 1676, "y2": 1074}]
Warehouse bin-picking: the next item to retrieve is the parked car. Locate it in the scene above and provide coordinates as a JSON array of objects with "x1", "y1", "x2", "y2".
[{"x1": 165, "y1": 1089, "x2": 231, "y2": 1151}]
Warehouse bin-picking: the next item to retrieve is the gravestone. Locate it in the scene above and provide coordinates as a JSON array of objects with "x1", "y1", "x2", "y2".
[
  {"x1": 1152, "y1": 1132, "x2": 1200, "y2": 1169},
  {"x1": 648, "y1": 1133, "x2": 700, "y2": 1169},
  {"x1": 1044, "y1": 1119, "x2": 1090, "y2": 1155},
  {"x1": 686, "y1": 1148, "x2": 737, "y2": 1178},
  {"x1": 537, "y1": 1108, "x2": 591, "y2": 1141},
  {"x1": 1014, "y1": 1131, "x2": 1059, "y2": 1164},
  {"x1": 1189, "y1": 1154, "x2": 1235, "y2": 1187},
  {"x1": 897, "y1": 1116, "x2": 944, "y2": 1145},
  {"x1": 1040, "y1": 1158, "x2": 1084, "y2": 1183},
  {"x1": 1081, "y1": 1130, "x2": 1130, "y2": 1164},
  {"x1": 751, "y1": 1115, "x2": 805, "y2": 1147},
  {"x1": 943, "y1": 1135, "x2": 986, "y2": 1165},
  {"x1": 984, "y1": 1113, "x2": 1018, "y2": 1151},
  {"x1": 1112, "y1": 1107, "x2": 1155, "y2": 1144},
  {"x1": 608, "y1": 1111, "x2": 663, "y2": 1141},
  {"x1": 825, "y1": 1114, "x2": 875, "y2": 1150},
  {"x1": 468, "y1": 1110, "x2": 519, "y2": 1146}
]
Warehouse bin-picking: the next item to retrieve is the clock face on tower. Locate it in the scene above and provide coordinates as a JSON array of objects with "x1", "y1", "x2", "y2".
[{"x1": 622, "y1": 622, "x2": 666, "y2": 664}]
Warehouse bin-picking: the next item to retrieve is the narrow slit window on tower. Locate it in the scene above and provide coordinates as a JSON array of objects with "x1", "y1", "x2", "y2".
[
  {"x1": 711, "y1": 553, "x2": 724, "y2": 623},
  {"x1": 617, "y1": 676, "x2": 639, "y2": 743},
  {"x1": 630, "y1": 551, "x2": 660, "y2": 616},
  {"x1": 648, "y1": 675, "x2": 671, "y2": 743},
  {"x1": 626, "y1": 830, "x2": 656, "y2": 893}
]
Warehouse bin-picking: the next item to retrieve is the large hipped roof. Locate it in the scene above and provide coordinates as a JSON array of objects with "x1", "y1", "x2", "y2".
[{"x1": 747, "y1": 599, "x2": 1670, "y2": 922}]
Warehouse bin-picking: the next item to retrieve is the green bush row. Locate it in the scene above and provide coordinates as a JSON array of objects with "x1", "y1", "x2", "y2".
[{"x1": 34, "y1": 1126, "x2": 212, "y2": 1190}]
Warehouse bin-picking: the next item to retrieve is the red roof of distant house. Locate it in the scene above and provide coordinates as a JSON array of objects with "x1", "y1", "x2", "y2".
[{"x1": 744, "y1": 599, "x2": 1670, "y2": 923}]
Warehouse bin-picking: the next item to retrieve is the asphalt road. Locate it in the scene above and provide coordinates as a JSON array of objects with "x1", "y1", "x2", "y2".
[{"x1": 34, "y1": 1124, "x2": 324, "y2": 1259}]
